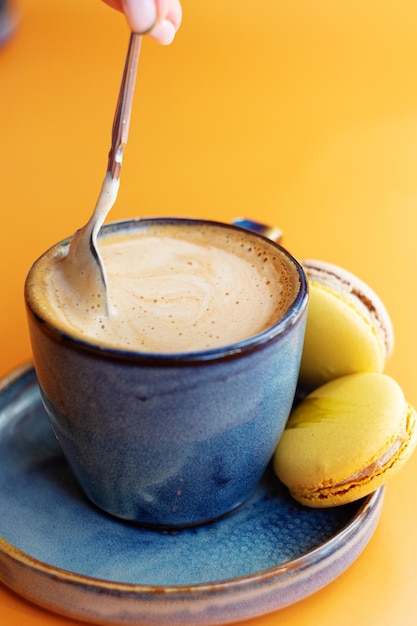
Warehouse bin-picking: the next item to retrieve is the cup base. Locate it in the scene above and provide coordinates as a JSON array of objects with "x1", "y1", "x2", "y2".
[{"x1": 87, "y1": 489, "x2": 254, "y2": 531}]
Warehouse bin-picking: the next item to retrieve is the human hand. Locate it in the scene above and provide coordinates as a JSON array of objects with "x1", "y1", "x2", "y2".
[{"x1": 102, "y1": 0, "x2": 182, "y2": 45}]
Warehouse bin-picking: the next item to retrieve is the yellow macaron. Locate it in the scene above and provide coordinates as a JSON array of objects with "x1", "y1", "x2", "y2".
[
  {"x1": 298, "y1": 260, "x2": 394, "y2": 391},
  {"x1": 273, "y1": 372, "x2": 417, "y2": 507}
]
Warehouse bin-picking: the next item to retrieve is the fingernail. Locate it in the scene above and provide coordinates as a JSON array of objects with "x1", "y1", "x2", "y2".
[
  {"x1": 150, "y1": 19, "x2": 176, "y2": 45},
  {"x1": 121, "y1": 0, "x2": 157, "y2": 34}
]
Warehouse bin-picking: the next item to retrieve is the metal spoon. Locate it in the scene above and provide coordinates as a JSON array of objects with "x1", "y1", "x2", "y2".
[{"x1": 62, "y1": 33, "x2": 142, "y2": 317}]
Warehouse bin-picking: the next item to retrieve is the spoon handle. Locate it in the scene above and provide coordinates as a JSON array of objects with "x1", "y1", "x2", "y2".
[{"x1": 107, "y1": 33, "x2": 142, "y2": 179}]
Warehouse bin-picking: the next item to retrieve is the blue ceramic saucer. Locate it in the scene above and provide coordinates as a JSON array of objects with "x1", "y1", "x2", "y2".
[{"x1": 0, "y1": 364, "x2": 384, "y2": 626}]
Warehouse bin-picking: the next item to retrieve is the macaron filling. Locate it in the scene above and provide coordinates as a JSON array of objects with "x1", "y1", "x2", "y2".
[
  {"x1": 296, "y1": 404, "x2": 415, "y2": 503},
  {"x1": 315, "y1": 437, "x2": 404, "y2": 495}
]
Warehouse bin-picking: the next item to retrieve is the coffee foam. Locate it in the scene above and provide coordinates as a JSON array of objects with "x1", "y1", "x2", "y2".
[{"x1": 26, "y1": 221, "x2": 299, "y2": 353}]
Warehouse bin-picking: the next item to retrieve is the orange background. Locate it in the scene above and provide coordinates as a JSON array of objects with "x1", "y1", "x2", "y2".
[{"x1": 1, "y1": 0, "x2": 417, "y2": 624}]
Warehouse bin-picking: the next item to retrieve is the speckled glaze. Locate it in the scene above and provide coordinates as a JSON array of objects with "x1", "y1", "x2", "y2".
[
  {"x1": 24, "y1": 218, "x2": 308, "y2": 528},
  {"x1": 0, "y1": 365, "x2": 384, "y2": 626}
]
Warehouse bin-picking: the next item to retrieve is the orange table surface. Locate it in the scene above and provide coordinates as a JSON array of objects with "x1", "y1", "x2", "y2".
[{"x1": 1, "y1": 1, "x2": 417, "y2": 624}]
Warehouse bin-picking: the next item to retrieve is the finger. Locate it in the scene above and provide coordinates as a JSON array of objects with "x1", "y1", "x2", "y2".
[
  {"x1": 103, "y1": 0, "x2": 182, "y2": 44},
  {"x1": 154, "y1": 0, "x2": 182, "y2": 30},
  {"x1": 120, "y1": 0, "x2": 158, "y2": 33}
]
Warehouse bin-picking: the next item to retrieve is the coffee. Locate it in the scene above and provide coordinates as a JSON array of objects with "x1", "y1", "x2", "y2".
[{"x1": 25, "y1": 220, "x2": 300, "y2": 353}]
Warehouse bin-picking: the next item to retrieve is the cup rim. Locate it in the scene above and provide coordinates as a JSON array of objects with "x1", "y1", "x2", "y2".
[{"x1": 25, "y1": 217, "x2": 309, "y2": 365}]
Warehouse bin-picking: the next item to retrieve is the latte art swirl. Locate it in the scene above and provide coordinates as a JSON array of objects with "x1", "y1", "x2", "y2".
[{"x1": 27, "y1": 221, "x2": 299, "y2": 354}]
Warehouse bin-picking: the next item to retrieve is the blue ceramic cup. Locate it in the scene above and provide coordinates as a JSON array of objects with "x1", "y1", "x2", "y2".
[{"x1": 25, "y1": 218, "x2": 308, "y2": 528}]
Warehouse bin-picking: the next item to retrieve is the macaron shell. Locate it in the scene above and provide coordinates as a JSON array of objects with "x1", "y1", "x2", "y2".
[
  {"x1": 273, "y1": 372, "x2": 417, "y2": 507},
  {"x1": 298, "y1": 279, "x2": 386, "y2": 391},
  {"x1": 302, "y1": 259, "x2": 395, "y2": 358}
]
